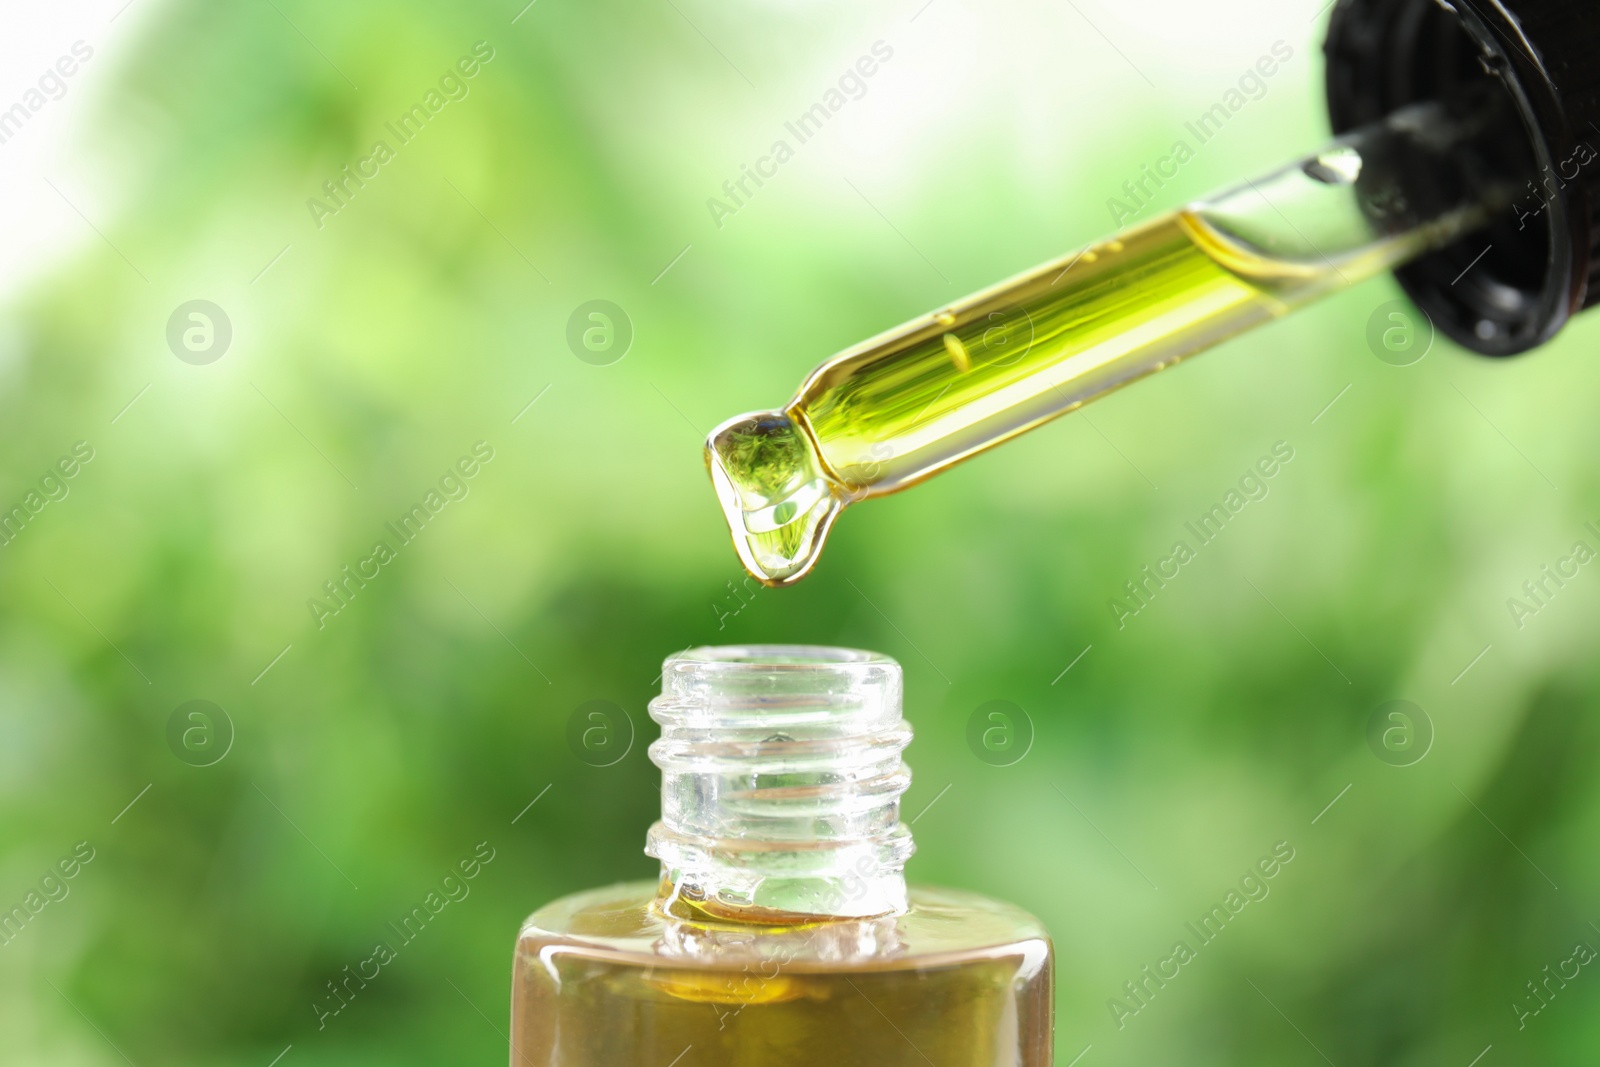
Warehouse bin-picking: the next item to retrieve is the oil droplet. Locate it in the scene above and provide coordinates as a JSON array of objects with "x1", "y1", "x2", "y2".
[
  {"x1": 942, "y1": 332, "x2": 972, "y2": 372},
  {"x1": 934, "y1": 311, "x2": 957, "y2": 327},
  {"x1": 1081, "y1": 251, "x2": 1098, "y2": 264},
  {"x1": 647, "y1": 969, "x2": 806, "y2": 1006},
  {"x1": 1106, "y1": 240, "x2": 1125, "y2": 253},
  {"x1": 705, "y1": 411, "x2": 846, "y2": 587}
]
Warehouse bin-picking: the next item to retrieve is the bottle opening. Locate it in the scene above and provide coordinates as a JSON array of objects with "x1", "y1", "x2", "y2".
[{"x1": 646, "y1": 645, "x2": 914, "y2": 922}]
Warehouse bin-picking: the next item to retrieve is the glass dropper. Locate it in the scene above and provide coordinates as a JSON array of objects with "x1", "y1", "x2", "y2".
[{"x1": 706, "y1": 90, "x2": 1528, "y2": 586}]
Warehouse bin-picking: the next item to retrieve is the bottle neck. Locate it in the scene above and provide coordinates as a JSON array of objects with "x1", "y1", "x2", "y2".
[{"x1": 645, "y1": 646, "x2": 915, "y2": 922}]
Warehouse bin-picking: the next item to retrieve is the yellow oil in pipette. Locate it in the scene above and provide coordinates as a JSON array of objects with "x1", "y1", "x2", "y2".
[{"x1": 705, "y1": 98, "x2": 1518, "y2": 586}]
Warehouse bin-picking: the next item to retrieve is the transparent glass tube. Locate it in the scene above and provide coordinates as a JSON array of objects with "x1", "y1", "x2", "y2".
[{"x1": 705, "y1": 93, "x2": 1525, "y2": 585}]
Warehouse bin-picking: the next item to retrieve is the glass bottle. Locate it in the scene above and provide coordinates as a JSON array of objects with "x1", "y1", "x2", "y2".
[{"x1": 511, "y1": 645, "x2": 1054, "y2": 1065}]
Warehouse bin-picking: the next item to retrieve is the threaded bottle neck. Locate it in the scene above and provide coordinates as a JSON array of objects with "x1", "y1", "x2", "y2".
[{"x1": 645, "y1": 645, "x2": 914, "y2": 921}]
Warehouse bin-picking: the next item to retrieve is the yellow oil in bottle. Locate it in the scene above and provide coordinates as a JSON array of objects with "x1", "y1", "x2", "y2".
[
  {"x1": 706, "y1": 206, "x2": 1424, "y2": 586},
  {"x1": 511, "y1": 883, "x2": 1054, "y2": 1067}
]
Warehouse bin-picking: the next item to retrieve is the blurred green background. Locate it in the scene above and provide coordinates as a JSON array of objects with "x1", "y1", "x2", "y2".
[{"x1": 3, "y1": 0, "x2": 1599, "y2": 1063}]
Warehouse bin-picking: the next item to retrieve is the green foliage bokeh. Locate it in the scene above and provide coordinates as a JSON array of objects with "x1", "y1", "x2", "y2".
[{"x1": 2, "y1": 0, "x2": 1599, "y2": 1064}]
